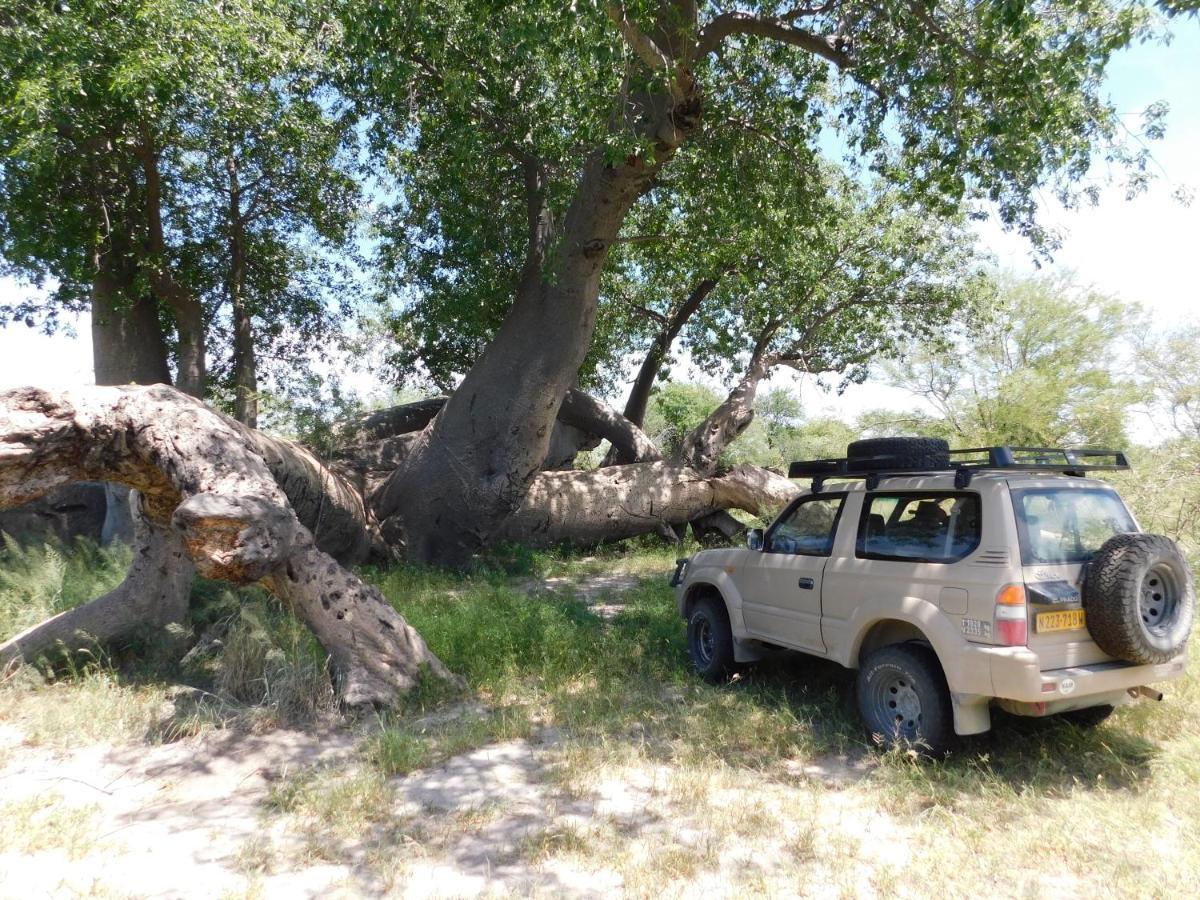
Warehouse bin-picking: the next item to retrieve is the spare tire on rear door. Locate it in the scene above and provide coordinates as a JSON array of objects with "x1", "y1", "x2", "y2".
[
  {"x1": 1084, "y1": 533, "x2": 1195, "y2": 664},
  {"x1": 846, "y1": 437, "x2": 951, "y2": 471}
]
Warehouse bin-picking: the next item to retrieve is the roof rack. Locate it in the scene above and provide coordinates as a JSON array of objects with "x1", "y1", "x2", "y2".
[{"x1": 788, "y1": 446, "x2": 1130, "y2": 493}]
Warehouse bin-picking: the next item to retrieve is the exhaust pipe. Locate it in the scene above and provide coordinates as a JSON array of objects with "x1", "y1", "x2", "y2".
[{"x1": 1128, "y1": 685, "x2": 1164, "y2": 702}]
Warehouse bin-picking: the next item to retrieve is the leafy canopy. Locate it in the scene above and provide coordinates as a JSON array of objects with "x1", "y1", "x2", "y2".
[
  {"x1": 881, "y1": 274, "x2": 1144, "y2": 448},
  {"x1": 353, "y1": 0, "x2": 1175, "y2": 392},
  {"x1": 0, "y1": 0, "x2": 362, "y2": 395}
]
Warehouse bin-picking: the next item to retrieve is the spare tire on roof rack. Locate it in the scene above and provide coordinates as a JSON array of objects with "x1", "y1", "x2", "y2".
[{"x1": 846, "y1": 437, "x2": 951, "y2": 472}]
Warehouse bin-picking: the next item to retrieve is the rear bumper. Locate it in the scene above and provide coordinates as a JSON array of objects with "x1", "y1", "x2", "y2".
[{"x1": 976, "y1": 644, "x2": 1188, "y2": 703}]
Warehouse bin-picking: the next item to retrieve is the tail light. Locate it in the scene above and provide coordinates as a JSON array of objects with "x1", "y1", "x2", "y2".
[{"x1": 994, "y1": 583, "x2": 1028, "y2": 646}]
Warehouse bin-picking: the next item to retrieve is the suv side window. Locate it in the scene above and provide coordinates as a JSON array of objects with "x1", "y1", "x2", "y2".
[
  {"x1": 857, "y1": 492, "x2": 981, "y2": 563},
  {"x1": 767, "y1": 495, "x2": 845, "y2": 556}
]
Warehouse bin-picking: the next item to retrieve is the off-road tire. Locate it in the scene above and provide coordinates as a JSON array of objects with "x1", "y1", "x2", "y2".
[
  {"x1": 846, "y1": 437, "x2": 951, "y2": 471},
  {"x1": 857, "y1": 644, "x2": 955, "y2": 756},
  {"x1": 1084, "y1": 533, "x2": 1194, "y2": 664},
  {"x1": 1059, "y1": 704, "x2": 1115, "y2": 728},
  {"x1": 687, "y1": 595, "x2": 735, "y2": 684}
]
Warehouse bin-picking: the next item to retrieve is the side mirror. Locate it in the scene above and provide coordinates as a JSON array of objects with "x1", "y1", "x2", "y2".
[{"x1": 747, "y1": 528, "x2": 765, "y2": 551}]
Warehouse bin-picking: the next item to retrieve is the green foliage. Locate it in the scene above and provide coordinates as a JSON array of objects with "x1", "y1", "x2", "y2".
[
  {"x1": 350, "y1": 0, "x2": 1176, "y2": 394},
  {"x1": 883, "y1": 274, "x2": 1144, "y2": 447},
  {"x1": 643, "y1": 380, "x2": 863, "y2": 471},
  {"x1": 0, "y1": 0, "x2": 362, "y2": 395},
  {"x1": 1137, "y1": 323, "x2": 1200, "y2": 439},
  {"x1": 643, "y1": 382, "x2": 725, "y2": 457},
  {"x1": 0, "y1": 535, "x2": 130, "y2": 643},
  {"x1": 634, "y1": 164, "x2": 983, "y2": 391},
  {"x1": 1112, "y1": 440, "x2": 1200, "y2": 559}
]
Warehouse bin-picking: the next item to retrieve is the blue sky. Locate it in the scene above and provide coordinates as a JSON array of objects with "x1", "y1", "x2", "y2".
[{"x1": 3, "y1": 19, "x2": 1199, "y2": 427}]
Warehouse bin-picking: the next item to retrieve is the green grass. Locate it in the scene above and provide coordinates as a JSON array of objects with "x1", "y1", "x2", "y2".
[
  {"x1": 365, "y1": 562, "x2": 856, "y2": 770},
  {"x1": 0, "y1": 534, "x2": 130, "y2": 643},
  {"x1": 0, "y1": 537, "x2": 339, "y2": 745},
  {"x1": 2, "y1": 536, "x2": 1199, "y2": 895}
]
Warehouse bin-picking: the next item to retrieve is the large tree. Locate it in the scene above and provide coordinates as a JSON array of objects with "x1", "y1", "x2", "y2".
[
  {"x1": 1, "y1": 1, "x2": 1192, "y2": 709},
  {"x1": 0, "y1": 0, "x2": 360, "y2": 412},
  {"x1": 347, "y1": 0, "x2": 1173, "y2": 565}
]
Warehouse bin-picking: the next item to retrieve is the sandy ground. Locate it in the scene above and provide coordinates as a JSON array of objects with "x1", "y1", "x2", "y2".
[
  {"x1": 0, "y1": 569, "x2": 909, "y2": 899},
  {"x1": 0, "y1": 717, "x2": 908, "y2": 900},
  {"x1": 0, "y1": 570, "x2": 1084, "y2": 899}
]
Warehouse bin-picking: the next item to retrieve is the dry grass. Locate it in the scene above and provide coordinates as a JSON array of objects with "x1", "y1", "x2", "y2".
[
  {"x1": 0, "y1": 792, "x2": 101, "y2": 859},
  {"x1": 0, "y1": 664, "x2": 171, "y2": 748}
]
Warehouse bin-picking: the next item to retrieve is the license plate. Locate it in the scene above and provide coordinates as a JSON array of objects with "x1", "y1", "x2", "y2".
[{"x1": 1036, "y1": 609, "x2": 1086, "y2": 633}]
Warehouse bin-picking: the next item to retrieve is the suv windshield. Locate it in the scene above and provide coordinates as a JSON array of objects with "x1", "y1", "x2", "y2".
[{"x1": 1012, "y1": 487, "x2": 1136, "y2": 565}]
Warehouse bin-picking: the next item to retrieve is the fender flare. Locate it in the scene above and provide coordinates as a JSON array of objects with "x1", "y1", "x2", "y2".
[
  {"x1": 680, "y1": 569, "x2": 747, "y2": 630},
  {"x1": 847, "y1": 598, "x2": 991, "y2": 698}
]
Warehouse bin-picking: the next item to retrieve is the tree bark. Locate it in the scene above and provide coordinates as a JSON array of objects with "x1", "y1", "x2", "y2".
[
  {"x1": 90, "y1": 246, "x2": 172, "y2": 388},
  {"x1": 137, "y1": 127, "x2": 206, "y2": 398},
  {"x1": 228, "y1": 152, "x2": 258, "y2": 428},
  {"x1": 496, "y1": 461, "x2": 798, "y2": 548},
  {"x1": 0, "y1": 385, "x2": 456, "y2": 706},
  {"x1": 91, "y1": 240, "x2": 173, "y2": 545},
  {"x1": 341, "y1": 390, "x2": 658, "y2": 472},
  {"x1": 1, "y1": 494, "x2": 194, "y2": 668},
  {"x1": 559, "y1": 389, "x2": 661, "y2": 465},
  {"x1": 337, "y1": 397, "x2": 448, "y2": 444},
  {"x1": 677, "y1": 346, "x2": 775, "y2": 475},
  {"x1": 378, "y1": 58, "x2": 703, "y2": 566},
  {"x1": 622, "y1": 276, "x2": 721, "y2": 431}
]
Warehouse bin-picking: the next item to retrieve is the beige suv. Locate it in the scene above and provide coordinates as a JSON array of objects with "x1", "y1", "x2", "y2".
[{"x1": 671, "y1": 439, "x2": 1195, "y2": 753}]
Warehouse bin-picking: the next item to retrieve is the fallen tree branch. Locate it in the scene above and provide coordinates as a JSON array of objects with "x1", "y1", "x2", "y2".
[
  {"x1": 496, "y1": 461, "x2": 798, "y2": 547},
  {"x1": 0, "y1": 385, "x2": 458, "y2": 706}
]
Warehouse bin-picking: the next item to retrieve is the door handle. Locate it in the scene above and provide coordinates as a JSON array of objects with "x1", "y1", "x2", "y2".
[{"x1": 798, "y1": 577, "x2": 815, "y2": 590}]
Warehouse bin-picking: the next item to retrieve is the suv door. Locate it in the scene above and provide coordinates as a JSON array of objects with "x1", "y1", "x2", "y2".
[{"x1": 739, "y1": 493, "x2": 845, "y2": 653}]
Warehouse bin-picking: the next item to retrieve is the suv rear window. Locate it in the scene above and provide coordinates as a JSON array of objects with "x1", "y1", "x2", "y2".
[
  {"x1": 1011, "y1": 487, "x2": 1136, "y2": 565},
  {"x1": 857, "y1": 492, "x2": 981, "y2": 563}
]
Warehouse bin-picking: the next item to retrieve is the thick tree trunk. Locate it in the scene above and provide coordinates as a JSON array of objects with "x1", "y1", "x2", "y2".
[
  {"x1": 496, "y1": 461, "x2": 798, "y2": 548},
  {"x1": 91, "y1": 243, "x2": 173, "y2": 545},
  {"x1": 379, "y1": 157, "x2": 659, "y2": 564},
  {"x1": 338, "y1": 398, "x2": 448, "y2": 444},
  {"x1": 1, "y1": 495, "x2": 193, "y2": 667},
  {"x1": 342, "y1": 390, "x2": 658, "y2": 472},
  {"x1": 91, "y1": 248, "x2": 172, "y2": 388},
  {"x1": 379, "y1": 63, "x2": 703, "y2": 566},
  {"x1": 138, "y1": 129, "x2": 206, "y2": 398},
  {"x1": 0, "y1": 385, "x2": 456, "y2": 706},
  {"x1": 559, "y1": 389, "x2": 661, "y2": 465},
  {"x1": 167, "y1": 294, "x2": 208, "y2": 399}
]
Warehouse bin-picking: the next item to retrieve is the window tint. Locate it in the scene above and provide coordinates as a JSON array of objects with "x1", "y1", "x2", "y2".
[
  {"x1": 767, "y1": 496, "x2": 844, "y2": 556},
  {"x1": 858, "y1": 493, "x2": 981, "y2": 563},
  {"x1": 1012, "y1": 488, "x2": 1135, "y2": 564}
]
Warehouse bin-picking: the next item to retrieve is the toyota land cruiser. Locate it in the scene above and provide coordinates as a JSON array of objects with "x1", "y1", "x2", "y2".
[{"x1": 671, "y1": 438, "x2": 1195, "y2": 754}]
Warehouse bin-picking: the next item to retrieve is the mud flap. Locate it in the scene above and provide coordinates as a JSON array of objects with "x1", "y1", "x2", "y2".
[
  {"x1": 733, "y1": 636, "x2": 767, "y2": 664},
  {"x1": 951, "y1": 694, "x2": 992, "y2": 735}
]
